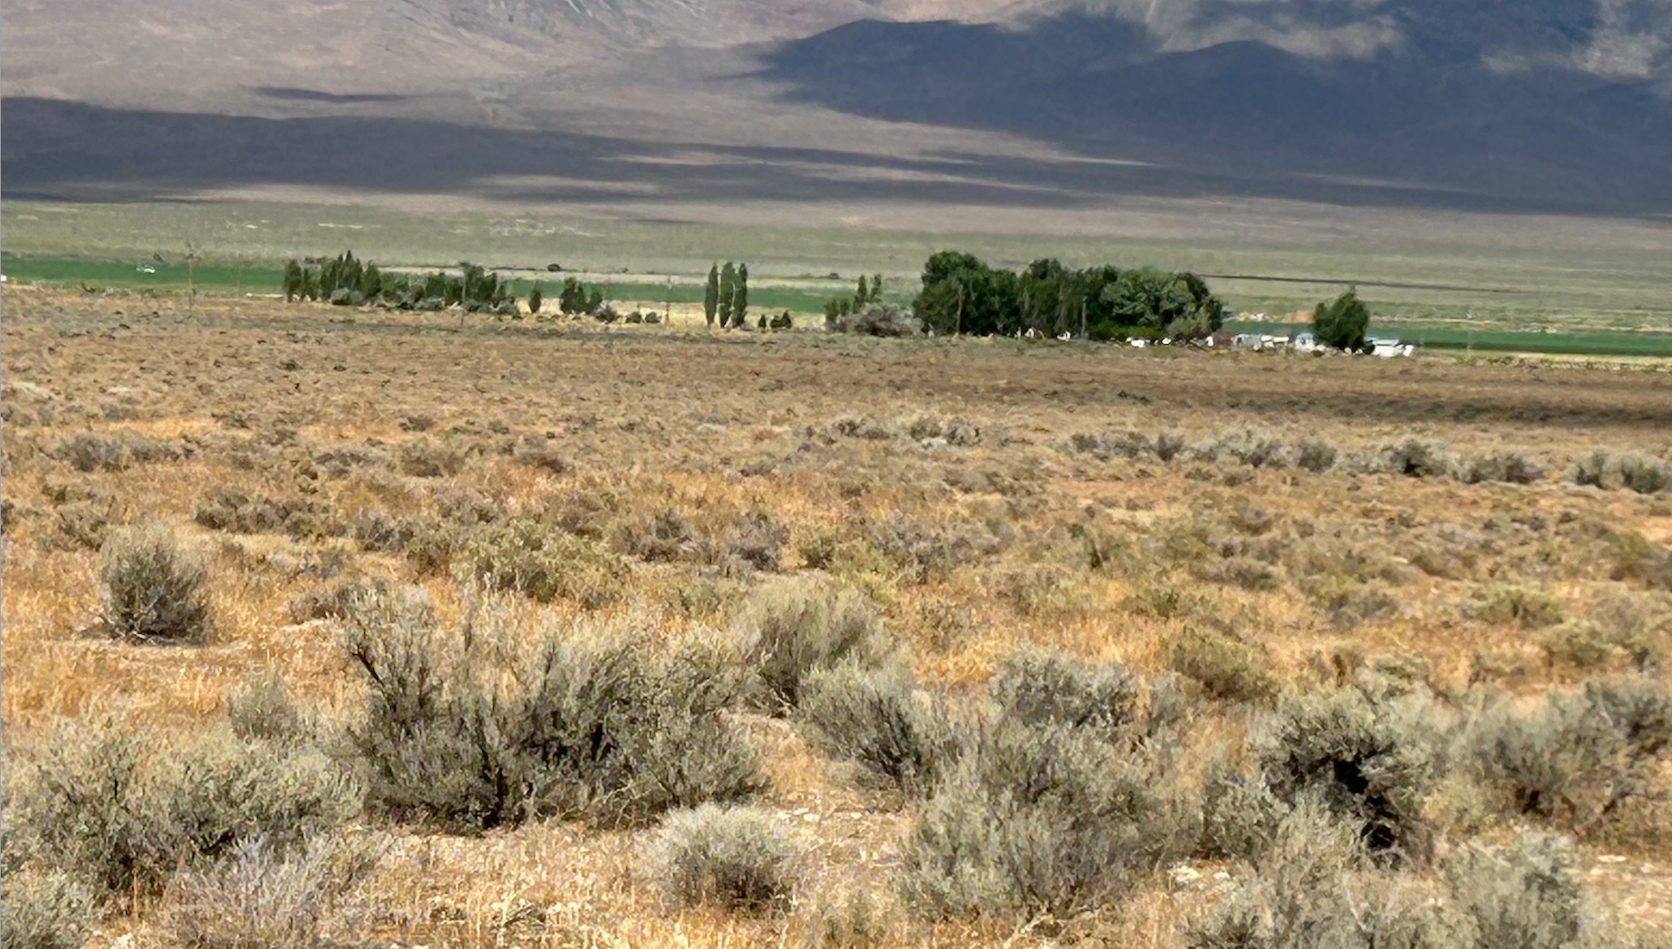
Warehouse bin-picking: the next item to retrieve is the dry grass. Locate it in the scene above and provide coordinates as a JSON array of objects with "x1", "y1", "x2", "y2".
[{"x1": 2, "y1": 286, "x2": 1670, "y2": 947}]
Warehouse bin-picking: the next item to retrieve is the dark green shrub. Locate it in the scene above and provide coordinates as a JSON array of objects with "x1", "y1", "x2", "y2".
[
  {"x1": 643, "y1": 804, "x2": 800, "y2": 915},
  {"x1": 0, "y1": 868, "x2": 97, "y2": 949},
  {"x1": 345, "y1": 591, "x2": 762, "y2": 831},
  {"x1": 798, "y1": 659, "x2": 955, "y2": 796},
  {"x1": 98, "y1": 522, "x2": 212, "y2": 643},
  {"x1": 734, "y1": 577, "x2": 881, "y2": 710},
  {"x1": 900, "y1": 720, "x2": 1193, "y2": 919}
]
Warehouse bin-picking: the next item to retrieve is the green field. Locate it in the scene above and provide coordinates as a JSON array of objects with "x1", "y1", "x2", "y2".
[
  {"x1": 1225, "y1": 320, "x2": 1672, "y2": 357},
  {"x1": 4, "y1": 198, "x2": 1669, "y2": 353}
]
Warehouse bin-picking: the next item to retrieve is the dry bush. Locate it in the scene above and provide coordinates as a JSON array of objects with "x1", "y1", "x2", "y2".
[
  {"x1": 1185, "y1": 801, "x2": 1439, "y2": 949},
  {"x1": 1216, "y1": 429, "x2": 1289, "y2": 469},
  {"x1": 287, "y1": 573, "x2": 389, "y2": 624},
  {"x1": 1472, "y1": 584, "x2": 1566, "y2": 629},
  {"x1": 643, "y1": 804, "x2": 801, "y2": 915},
  {"x1": 990, "y1": 646, "x2": 1143, "y2": 735},
  {"x1": 721, "y1": 509, "x2": 788, "y2": 572},
  {"x1": 1381, "y1": 437, "x2": 1456, "y2": 478},
  {"x1": 1293, "y1": 439, "x2": 1338, "y2": 473},
  {"x1": 1463, "y1": 451, "x2": 1545, "y2": 485},
  {"x1": 52, "y1": 497, "x2": 115, "y2": 550},
  {"x1": 797, "y1": 883, "x2": 895, "y2": 949},
  {"x1": 161, "y1": 834, "x2": 377, "y2": 949},
  {"x1": 734, "y1": 577, "x2": 883, "y2": 711},
  {"x1": 194, "y1": 487, "x2": 344, "y2": 540},
  {"x1": 51, "y1": 430, "x2": 178, "y2": 472},
  {"x1": 453, "y1": 517, "x2": 626, "y2": 609},
  {"x1": 397, "y1": 437, "x2": 465, "y2": 478},
  {"x1": 1463, "y1": 677, "x2": 1671, "y2": 836},
  {"x1": 511, "y1": 434, "x2": 568, "y2": 474},
  {"x1": 1170, "y1": 627, "x2": 1280, "y2": 705},
  {"x1": 225, "y1": 667, "x2": 312, "y2": 746},
  {"x1": 831, "y1": 304, "x2": 919, "y2": 337},
  {"x1": 1443, "y1": 830, "x2": 1586, "y2": 949},
  {"x1": 798, "y1": 659, "x2": 957, "y2": 795},
  {"x1": 614, "y1": 508, "x2": 699, "y2": 562},
  {"x1": 899, "y1": 719, "x2": 1194, "y2": 919},
  {"x1": 98, "y1": 521, "x2": 212, "y2": 643},
  {"x1": 345, "y1": 590, "x2": 762, "y2": 830},
  {"x1": 2, "y1": 719, "x2": 356, "y2": 900},
  {"x1": 1062, "y1": 430, "x2": 1154, "y2": 461},
  {"x1": 1250, "y1": 688, "x2": 1440, "y2": 862},
  {"x1": 1574, "y1": 449, "x2": 1672, "y2": 495},
  {"x1": 0, "y1": 867, "x2": 98, "y2": 949}
]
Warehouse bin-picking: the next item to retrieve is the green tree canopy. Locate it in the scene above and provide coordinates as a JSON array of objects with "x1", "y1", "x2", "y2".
[
  {"x1": 1313, "y1": 288, "x2": 1371, "y2": 351},
  {"x1": 704, "y1": 264, "x2": 720, "y2": 327}
]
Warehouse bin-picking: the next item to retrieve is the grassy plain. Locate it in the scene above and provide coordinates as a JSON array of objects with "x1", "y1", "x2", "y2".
[
  {"x1": 5, "y1": 198, "x2": 1671, "y2": 345},
  {"x1": 2, "y1": 283, "x2": 1670, "y2": 946}
]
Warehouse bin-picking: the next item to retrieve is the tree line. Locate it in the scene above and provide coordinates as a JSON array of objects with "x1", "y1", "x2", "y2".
[
  {"x1": 704, "y1": 262, "x2": 751, "y2": 329},
  {"x1": 283, "y1": 252, "x2": 517, "y2": 316},
  {"x1": 909, "y1": 252, "x2": 1226, "y2": 341}
]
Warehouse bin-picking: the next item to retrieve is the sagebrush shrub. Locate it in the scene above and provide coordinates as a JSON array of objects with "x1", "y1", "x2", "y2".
[
  {"x1": 1382, "y1": 438, "x2": 1455, "y2": 478},
  {"x1": 1185, "y1": 800, "x2": 1440, "y2": 949},
  {"x1": 453, "y1": 517, "x2": 626, "y2": 609},
  {"x1": 1251, "y1": 688, "x2": 1437, "y2": 861},
  {"x1": 1217, "y1": 429, "x2": 1288, "y2": 469},
  {"x1": 989, "y1": 646, "x2": 1142, "y2": 735},
  {"x1": 1293, "y1": 439, "x2": 1338, "y2": 474},
  {"x1": 397, "y1": 438, "x2": 465, "y2": 478},
  {"x1": 1170, "y1": 627, "x2": 1279, "y2": 705},
  {"x1": 3, "y1": 719, "x2": 356, "y2": 898},
  {"x1": 98, "y1": 521, "x2": 212, "y2": 643},
  {"x1": 643, "y1": 804, "x2": 800, "y2": 914},
  {"x1": 900, "y1": 720, "x2": 1193, "y2": 919},
  {"x1": 346, "y1": 590, "x2": 762, "y2": 830},
  {"x1": 735, "y1": 577, "x2": 882, "y2": 710},
  {"x1": 798, "y1": 883, "x2": 894, "y2": 948},
  {"x1": 1444, "y1": 830, "x2": 1583, "y2": 949},
  {"x1": 0, "y1": 868, "x2": 97, "y2": 949},
  {"x1": 1474, "y1": 584, "x2": 1565, "y2": 629},
  {"x1": 798, "y1": 659, "x2": 955, "y2": 795},
  {"x1": 225, "y1": 667, "x2": 311, "y2": 745},
  {"x1": 1463, "y1": 451, "x2": 1545, "y2": 485},
  {"x1": 1465, "y1": 677, "x2": 1670, "y2": 832},
  {"x1": 161, "y1": 834, "x2": 376, "y2": 949}
]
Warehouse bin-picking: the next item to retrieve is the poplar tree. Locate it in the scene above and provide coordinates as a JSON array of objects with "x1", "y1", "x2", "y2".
[
  {"x1": 704, "y1": 264, "x2": 720, "y2": 327},
  {"x1": 732, "y1": 263, "x2": 749, "y2": 328},
  {"x1": 718, "y1": 262, "x2": 736, "y2": 328}
]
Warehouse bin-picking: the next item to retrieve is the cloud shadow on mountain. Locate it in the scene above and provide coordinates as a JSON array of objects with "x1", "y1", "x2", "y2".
[{"x1": 752, "y1": 12, "x2": 1672, "y2": 216}]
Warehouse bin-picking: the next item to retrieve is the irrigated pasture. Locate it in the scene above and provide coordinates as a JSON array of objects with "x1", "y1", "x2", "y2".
[{"x1": 2, "y1": 286, "x2": 1670, "y2": 948}]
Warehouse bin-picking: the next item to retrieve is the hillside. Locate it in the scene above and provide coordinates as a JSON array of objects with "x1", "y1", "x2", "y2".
[{"x1": 3, "y1": 0, "x2": 1671, "y2": 217}]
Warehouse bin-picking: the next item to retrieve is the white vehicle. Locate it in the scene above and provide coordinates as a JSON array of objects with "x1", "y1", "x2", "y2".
[{"x1": 137, "y1": 264, "x2": 156, "y2": 274}]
